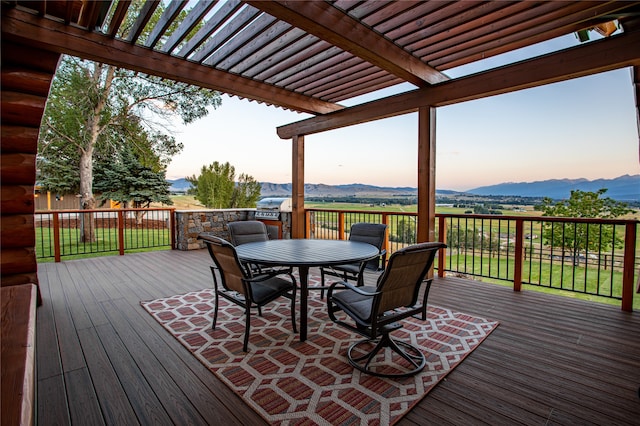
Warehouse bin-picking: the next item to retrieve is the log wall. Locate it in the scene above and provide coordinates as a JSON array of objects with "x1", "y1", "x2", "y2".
[{"x1": 1, "y1": 40, "x2": 60, "y2": 289}]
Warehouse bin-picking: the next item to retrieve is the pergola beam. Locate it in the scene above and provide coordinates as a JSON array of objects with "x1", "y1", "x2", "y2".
[
  {"x1": 1, "y1": 7, "x2": 344, "y2": 115},
  {"x1": 247, "y1": 0, "x2": 449, "y2": 86},
  {"x1": 277, "y1": 28, "x2": 640, "y2": 138}
]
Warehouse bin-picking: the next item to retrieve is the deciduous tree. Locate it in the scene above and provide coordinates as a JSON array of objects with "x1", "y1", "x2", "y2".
[
  {"x1": 37, "y1": 2, "x2": 221, "y2": 241},
  {"x1": 187, "y1": 162, "x2": 261, "y2": 209},
  {"x1": 538, "y1": 189, "x2": 632, "y2": 261}
]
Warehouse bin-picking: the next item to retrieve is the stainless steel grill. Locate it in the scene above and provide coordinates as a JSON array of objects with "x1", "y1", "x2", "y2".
[{"x1": 255, "y1": 198, "x2": 292, "y2": 220}]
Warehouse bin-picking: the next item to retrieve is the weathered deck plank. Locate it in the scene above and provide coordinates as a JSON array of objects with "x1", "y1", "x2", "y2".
[{"x1": 36, "y1": 249, "x2": 640, "y2": 425}]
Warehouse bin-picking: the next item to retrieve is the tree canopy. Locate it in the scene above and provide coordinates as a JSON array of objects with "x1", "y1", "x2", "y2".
[
  {"x1": 538, "y1": 189, "x2": 632, "y2": 255},
  {"x1": 187, "y1": 162, "x2": 262, "y2": 209},
  {"x1": 36, "y1": 1, "x2": 222, "y2": 241},
  {"x1": 94, "y1": 148, "x2": 172, "y2": 209}
]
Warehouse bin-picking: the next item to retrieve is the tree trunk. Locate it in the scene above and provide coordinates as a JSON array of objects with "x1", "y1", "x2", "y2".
[
  {"x1": 79, "y1": 146, "x2": 96, "y2": 242},
  {"x1": 79, "y1": 63, "x2": 116, "y2": 243}
]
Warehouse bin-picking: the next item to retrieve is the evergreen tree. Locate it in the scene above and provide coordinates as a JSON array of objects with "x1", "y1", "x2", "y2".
[{"x1": 94, "y1": 148, "x2": 172, "y2": 211}]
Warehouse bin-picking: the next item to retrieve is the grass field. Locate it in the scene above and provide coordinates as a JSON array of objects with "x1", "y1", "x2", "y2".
[{"x1": 167, "y1": 196, "x2": 545, "y2": 216}]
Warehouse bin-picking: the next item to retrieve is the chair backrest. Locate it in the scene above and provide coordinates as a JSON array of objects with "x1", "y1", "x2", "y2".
[
  {"x1": 348, "y1": 223, "x2": 387, "y2": 270},
  {"x1": 201, "y1": 235, "x2": 247, "y2": 294},
  {"x1": 374, "y1": 242, "x2": 446, "y2": 314},
  {"x1": 227, "y1": 220, "x2": 269, "y2": 246}
]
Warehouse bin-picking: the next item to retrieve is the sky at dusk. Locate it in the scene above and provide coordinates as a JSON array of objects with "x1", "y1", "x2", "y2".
[{"x1": 165, "y1": 35, "x2": 640, "y2": 192}]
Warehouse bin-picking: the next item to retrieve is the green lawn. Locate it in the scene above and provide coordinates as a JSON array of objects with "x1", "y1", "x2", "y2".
[
  {"x1": 442, "y1": 253, "x2": 640, "y2": 309},
  {"x1": 35, "y1": 226, "x2": 171, "y2": 262}
]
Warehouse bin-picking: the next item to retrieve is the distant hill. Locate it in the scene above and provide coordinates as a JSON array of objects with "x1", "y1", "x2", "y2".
[
  {"x1": 260, "y1": 182, "x2": 417, "y2": 198},
  {"x1": 467, "y1": 174, "x2": 639, "y2": 201},
  {"x1": 168, "y1": 174, "x2": 639, "y2": 202},
  {"x1": 168, "y1": 178, "x2": 192, "y2": 193}
]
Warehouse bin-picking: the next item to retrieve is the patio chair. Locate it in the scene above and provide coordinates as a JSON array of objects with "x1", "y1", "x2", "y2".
[
  {"x1": 327, "y1": 241, "x2": 446, "y2": 377},
  {"x1": 227, "y1": 220, "x2": 285, "y2": 275},
  {"x1": 227, "y1": 220, "x2": 271, "y2": 245},
  {"x1": 318, "y1": 223, "x2": 387, "y2": 298},
  {"x1": 201, "y1": 235, "x2": 297, "y2": 352}
]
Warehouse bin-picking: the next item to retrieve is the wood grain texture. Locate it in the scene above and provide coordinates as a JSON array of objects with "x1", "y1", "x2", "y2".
[
  {"x1": 1, "y1": 185, "x2": 34, "y2": 214},
  {"x1": 0, "y1": 91, "x2": 47, "y2": 127},
  {"x1": 34, "y1": 250, "x2": 640, "y2": 425},
  {"x1": 0, "y1": 214, "x2": 36, "y2": 248},
  {"x1": 0, "y1": 153, "x2": 36, "y2": 185},
  {"x1": 0, "y1": 247, "x2": 37, "y2": 276},
  {"x1": 0, "y1": 125, "x2": 39, "y2": 154},
  {"x1": 1, "y1": 284, "x2": 37, "y2": 426}
]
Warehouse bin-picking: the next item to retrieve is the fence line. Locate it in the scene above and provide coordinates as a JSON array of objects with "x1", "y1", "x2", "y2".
[
  {"x1": 35, "y1": 208, "x2": 175, "y2": 261},
  {"x1": 306, "y1": 208, "x2": 639, "y2": 311}
]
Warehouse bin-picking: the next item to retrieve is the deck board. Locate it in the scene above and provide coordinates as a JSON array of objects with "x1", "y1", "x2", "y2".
[{"x1": 36, "y1": 249, "x2": 640, "y2": 425}]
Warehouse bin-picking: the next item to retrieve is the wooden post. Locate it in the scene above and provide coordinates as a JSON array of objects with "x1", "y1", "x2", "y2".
[
  {"x1": 53, "y1": 212, "x2": 61, "y2": 263},
  {"x1": 291, "y1": 135, "x2": 305, "y2": 239},
  {"x1": 513, "y1": 218, "x2": 524, "y2": 292},
  {"x1": 381, "y1": 213, "x2": 389, "y2": 257},
  {"x1": 338, "y1": 212, "x2": 345, "y2": 240},
  {"x1": 169, "y1": 208, "x2": 176, "y2": 250},
  {"x1": 117, "y1": 210, "x2": 125, "y2": 256},
  {"x1": 417, "y1": 106, "x2": 436, "y2": 243},
  {"x1": 621, "y1": 221, "x2": 636, "y2": 312}
]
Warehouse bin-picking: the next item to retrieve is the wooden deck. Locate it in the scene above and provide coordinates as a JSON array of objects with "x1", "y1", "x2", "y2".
[{"x1": 36, "y1": 249, "x2": 640, "y2": 425}]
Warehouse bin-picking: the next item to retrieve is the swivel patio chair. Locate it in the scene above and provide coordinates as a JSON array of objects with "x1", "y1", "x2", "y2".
[
  {"x1": 201, "y1": 235, "x2": 297, "y2": 352},
  {"x1": 327, "y1": 241, "x2": 446, "y2": 377},
  {"x1": 318, "y1": 223, "x2": 387, "y2": 298}
]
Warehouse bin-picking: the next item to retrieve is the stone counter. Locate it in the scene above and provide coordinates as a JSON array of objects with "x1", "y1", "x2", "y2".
[{"x1": 174, "y1": 209, "x2": 291, "y2": 250}]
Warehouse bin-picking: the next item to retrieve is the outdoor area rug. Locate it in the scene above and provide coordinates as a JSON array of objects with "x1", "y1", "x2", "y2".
[{"x1": 141, "y1": 274, "x2": 499, "y2": 425}]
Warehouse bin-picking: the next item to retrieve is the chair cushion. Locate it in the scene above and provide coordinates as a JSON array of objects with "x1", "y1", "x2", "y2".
[
  {"x1": 250, "y1": 276, "x2": 294, "y2": 305},
  {"x1": 331, "y1": 286, "x2": 376, "y2": 322}
]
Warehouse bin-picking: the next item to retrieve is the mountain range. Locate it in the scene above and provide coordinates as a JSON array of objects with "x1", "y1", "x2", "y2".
[
  {"x1": 168, "y1": 174, "x2": 639, "y2": 202},
  {"x1": 466, "y1": 174, "x2": 639, "y2": 201}
]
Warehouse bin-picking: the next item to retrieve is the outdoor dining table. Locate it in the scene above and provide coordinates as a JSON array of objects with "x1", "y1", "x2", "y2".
[{"x1": 235, "y1": 239, "x2": 379, "y2": 342}]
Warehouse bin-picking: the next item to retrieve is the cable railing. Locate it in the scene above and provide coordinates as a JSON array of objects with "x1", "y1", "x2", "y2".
[
  {"x1": 306, "y1": 208, "x2": 639, "y2": 310},
  {"x1": 35, "y1": 208, "x2": 175, "y2": 261}
]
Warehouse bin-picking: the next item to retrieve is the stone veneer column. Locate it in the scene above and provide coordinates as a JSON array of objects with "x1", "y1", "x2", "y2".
[{"x1": 174, "y1": 210, "x2": 293, "y2": 250}]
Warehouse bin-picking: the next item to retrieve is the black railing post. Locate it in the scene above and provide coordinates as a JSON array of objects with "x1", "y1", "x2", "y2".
[{"x1": 438, "y1": 215, "x2": 447, "y2": 278}]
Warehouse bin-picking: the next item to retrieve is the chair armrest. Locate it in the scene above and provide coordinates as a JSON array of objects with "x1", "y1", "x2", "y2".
[
  {"x1": 379, "y1": 249, "x2": 387, "y2": 270},
  {"x1": 326, "y1": 280, "x2": 380, "y2": 299}
]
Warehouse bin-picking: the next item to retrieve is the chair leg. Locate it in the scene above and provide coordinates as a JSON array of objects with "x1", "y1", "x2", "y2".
[
  {"x1": 210, "y1": 266, "x2": 220, "y2": 329},
  {"x1": 243, "y1": 306, "x2": 251, "y2": 352},
  {"x1": 320, "y1": 268, "x2": 326, "y2": 299},
  {"x1": 212, "y1": 291, "x2": 219, "y2": 330},
  {"x1": 289, "y1": 291, "x2": 297, "y2": 333},
  {"x1": 347, "y1": 333, "x2": 426, "y2": 378}
]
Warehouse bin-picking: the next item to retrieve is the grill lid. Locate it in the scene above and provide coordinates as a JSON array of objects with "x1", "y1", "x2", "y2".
[{"x1": 256, "y1": 197, "x2": 292, "y2": 212}]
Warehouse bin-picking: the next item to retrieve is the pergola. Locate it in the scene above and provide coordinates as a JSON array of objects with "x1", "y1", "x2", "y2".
[{"x1": 2, "y1": 0, "x2": 640, "y2": 289}]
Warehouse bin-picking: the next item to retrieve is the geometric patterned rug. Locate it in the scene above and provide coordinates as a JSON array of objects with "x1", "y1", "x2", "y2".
[{"x1": 141, "y1": 274, "x2": 499, "y2": 426}]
